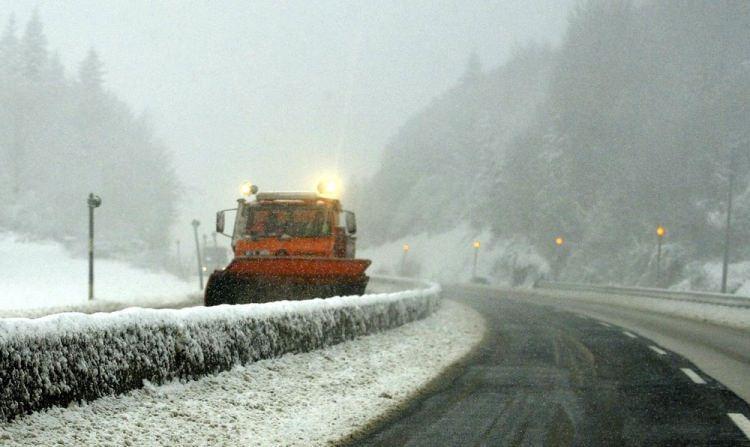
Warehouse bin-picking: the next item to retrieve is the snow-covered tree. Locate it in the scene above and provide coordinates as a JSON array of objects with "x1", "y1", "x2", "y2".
[
  {"x1": 0, "y1": 12, "x2": 181, "y2": 262},
  {"x1": 20, "y1": 9, "x2": 47, "y2": 81},
  {"x1": 356, "y1": 0, "x2": 750, "y2": 286},
  {"x1": 79, "y1": 48, "x2": 104, "y2": 91}
]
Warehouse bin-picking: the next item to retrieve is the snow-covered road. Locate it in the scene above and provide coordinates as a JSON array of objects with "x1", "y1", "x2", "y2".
[{"x1": 0, "y1": 300, "x2": 485, "y2": 446}]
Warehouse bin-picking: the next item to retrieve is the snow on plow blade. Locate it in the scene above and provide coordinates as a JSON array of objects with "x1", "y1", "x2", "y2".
[{"x1": 204, "y1": 256, "x2": 371, "y2": 305}]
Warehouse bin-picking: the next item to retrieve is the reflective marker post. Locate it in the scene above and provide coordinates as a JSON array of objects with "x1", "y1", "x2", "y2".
[
  {"x1": 87, "y1": 193, "x2": 102, "y2": 300},
  {"x1": 192, "y1": 219, "x2": 204, "y2": 290}
]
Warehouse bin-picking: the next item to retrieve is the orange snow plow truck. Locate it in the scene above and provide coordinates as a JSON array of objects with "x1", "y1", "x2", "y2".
[{"x1": 204, "y1": 181, "x2": 371, "y2": 305}]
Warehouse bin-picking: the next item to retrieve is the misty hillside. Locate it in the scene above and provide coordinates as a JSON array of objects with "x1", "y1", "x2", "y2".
[
  {"x1": 356, "y1": 0, "x2": 750, "y2": 288},
  {"x1": 0, "y1": 12, "x2": 179, "y2": 258},
  {"x1": 351, "y1": 45, "x2": 554, "y2": 242}
]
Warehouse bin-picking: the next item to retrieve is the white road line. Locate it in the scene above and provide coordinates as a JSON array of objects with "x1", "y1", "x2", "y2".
[
  {"x1": 598, "y1": 321, "x2": 611, "y2": 328},
  {"x1": 681, "y1": 368, "x2": 707, "y2": 384},
  {"x1": 622, "y1": 331, "x2": 637, "y2": 338},
  {"x1": 728, "y1": 413, "x2": 750, "y2": 440},
  {"x1": 649, "y1": 345, "x2": 667, "y2": 355}
]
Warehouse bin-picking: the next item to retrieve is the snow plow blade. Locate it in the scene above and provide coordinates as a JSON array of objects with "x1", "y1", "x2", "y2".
[{"x1": 204, "y1": 256, "x2": 371, "y2": 305}]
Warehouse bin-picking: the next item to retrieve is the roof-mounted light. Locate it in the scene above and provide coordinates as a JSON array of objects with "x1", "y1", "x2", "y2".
[
  {"x1": 316, "y1": 176, "x2": 341, "y2": 198},
  {"x1": 240, "y1": 182, "x2": 259, "y2": 197}
]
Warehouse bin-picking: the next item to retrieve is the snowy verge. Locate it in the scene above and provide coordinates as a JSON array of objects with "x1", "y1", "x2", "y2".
[
  {"x1": 0, "y1": 232, "x2": 196, "y2": 311},
  {"x1": 519, "y1": 287, "x2": 750, "y2": 330},
  {"x1": 0, "y1": 300, "x2": 484, "y2": 447},
  {"x1": 0, "y1": 278, "x2": 440, "y2": 420},
  {"x1": 0, "y1": 276, "x2": 405, "y2": 319},
  {"x1": 0, "y1": 294, "x2": 203, "y2": 319}
]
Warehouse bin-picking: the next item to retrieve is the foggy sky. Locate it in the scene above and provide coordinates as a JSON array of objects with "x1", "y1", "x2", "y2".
[{"x1": 1, "y1": 0, "x2": 573, "y2": 246}]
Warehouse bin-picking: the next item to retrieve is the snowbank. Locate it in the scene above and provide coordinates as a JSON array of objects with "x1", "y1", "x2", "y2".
[
  {"x1": 0, "y1": 300, "x2": 483, "y2": 446},
  {"x1": 0, "y1": 276, "x2": 401, "y2": 319},
  {"x1": 527, "y1": 288, "x2": 750, "y2": 330},
  {"x1": 0, "y1": 278, "x2": 440, "y2": 420},
  {"x1": 0, "y1": 233, "x2": 195, "y2": 311},
  {"x1": 0, "y1": 294, "x2": 203, "y2": 319},
  {"x1": 360, "y1": 225, "x2": 547, "y2": 285},
  {"x1": 673, "y1": 260, "x2": 750, "y2": 295}
]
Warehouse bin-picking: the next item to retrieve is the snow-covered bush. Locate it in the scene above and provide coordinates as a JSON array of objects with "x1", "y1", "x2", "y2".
[{"x1": 0, "y1": 279, "x2": 440, "y2": 420}]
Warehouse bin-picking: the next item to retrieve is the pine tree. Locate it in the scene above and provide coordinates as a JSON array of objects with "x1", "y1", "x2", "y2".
[
  {"x1": 0, "y1": 16, "x2": 19, "y2": 211},
  {"x1": 78, "y1": 48, "x2": 104, "y2": 91},
  {"x1": 20, "y1": 10, "x2": 48, "y2": 81},
  {"x1": 0, "y1": 14, "x2": 20, "y2": 78},
  {"x1": 46, "y1": 51, "x2": 66, "y2": 85}
]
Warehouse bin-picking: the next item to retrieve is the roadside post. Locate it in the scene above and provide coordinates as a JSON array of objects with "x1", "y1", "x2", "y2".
[{"x1": 87, "y1": 193, "x2": 102, "y2": 300}]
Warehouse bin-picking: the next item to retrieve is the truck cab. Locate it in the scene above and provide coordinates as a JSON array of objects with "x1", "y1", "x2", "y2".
[{"x1": 224, "y1": 192, "x2": 358, "y2": 260}]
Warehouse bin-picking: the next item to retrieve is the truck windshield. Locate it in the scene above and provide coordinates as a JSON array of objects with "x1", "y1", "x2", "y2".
[{"x1": 244, "y1": 205, "x2": 331, "y2": 238}]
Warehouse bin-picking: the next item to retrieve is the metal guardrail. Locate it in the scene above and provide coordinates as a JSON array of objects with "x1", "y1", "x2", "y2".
[
  {"x1": 535, "y1": 281, "x2": 750, "y2": 309},
  {"x1": 368, "y1": 275, "x2": 440, "y2": 294}
]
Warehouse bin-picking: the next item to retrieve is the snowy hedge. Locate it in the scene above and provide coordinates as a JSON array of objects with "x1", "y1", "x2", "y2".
[{"x1": 0, "y1": 278, "x2": 440, "y2": 420}]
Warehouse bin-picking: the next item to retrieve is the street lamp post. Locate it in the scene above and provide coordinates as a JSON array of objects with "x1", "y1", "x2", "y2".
[
  {"x1": 401, "y1": 244, "x2": 410, "y2": 276},
  {"x1": 87, "y1": 193, "x2": 102, "y2": 300},
  {"x1": 656, "y1": 225, "x2": 665, "y2": 287},
  {"x1": 721, "y1": 164, "x2": 735, "y2": 293},
  {"x1": 472, "y1": 241, "x2": 481, "y2": 278},
  {"x1": 554, "y1": 236, "x2": 564, "y2": 281},
  {"x1": 191, "y1": 220, "x2": 204, "y2": 290}
]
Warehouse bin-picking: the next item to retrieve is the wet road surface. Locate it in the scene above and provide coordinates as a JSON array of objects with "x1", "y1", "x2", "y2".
[{"x1": 349, "y1": 285, "x2": 750, "y2": 446}]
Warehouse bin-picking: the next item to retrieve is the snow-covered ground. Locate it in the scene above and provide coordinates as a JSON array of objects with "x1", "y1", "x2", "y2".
[
  {"x1": 360, "y1": 224, "x2": 547, "y2": 285},
  {"x1": 0, "y1": 232, "x2": 196, "y2": 313},
  {"x1": 0, "y1": 300, "x2": 485, "y2": 446},
  {"x1": 673, "y1": 260, "x2": 750, "y2": 296}
]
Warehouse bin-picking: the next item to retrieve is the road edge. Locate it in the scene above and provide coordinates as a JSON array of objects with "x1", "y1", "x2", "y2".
[{"x1": 333, "y1": 298, "x2": 489, "y2": 446}]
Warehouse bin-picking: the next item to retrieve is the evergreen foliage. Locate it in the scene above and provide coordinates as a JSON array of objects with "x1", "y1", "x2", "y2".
[
  {"x1": 0, "y1": 13, "x2": 179, "y2": 256},
  {"x1": 357, "y1": 0, "x2": 750, "y2": 285}
]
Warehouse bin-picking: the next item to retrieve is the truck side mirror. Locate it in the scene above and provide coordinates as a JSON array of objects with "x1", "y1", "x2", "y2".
[
  {"x1": 216, "y1": 211, "x2": 225, "y2": 234},
  {"x1": 345, "y1": 211, "x2": 357, "y2": 234}
]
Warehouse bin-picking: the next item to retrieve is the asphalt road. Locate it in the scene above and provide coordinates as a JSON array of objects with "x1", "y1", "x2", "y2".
[
  {"x1": 526, "y1": 293, "x2": 750, "y2": 405},
  {"x1": 349, "y1": 285, "x2": 750, "y2": 446}
]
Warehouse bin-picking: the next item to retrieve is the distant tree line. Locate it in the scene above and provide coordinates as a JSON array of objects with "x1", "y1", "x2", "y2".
[
  {"x1": 354, "y1": 0, "x2": 750, "y2": 286},
  {"x1": 0, "y1": 12, "x2": 179, "y2": 257}
]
